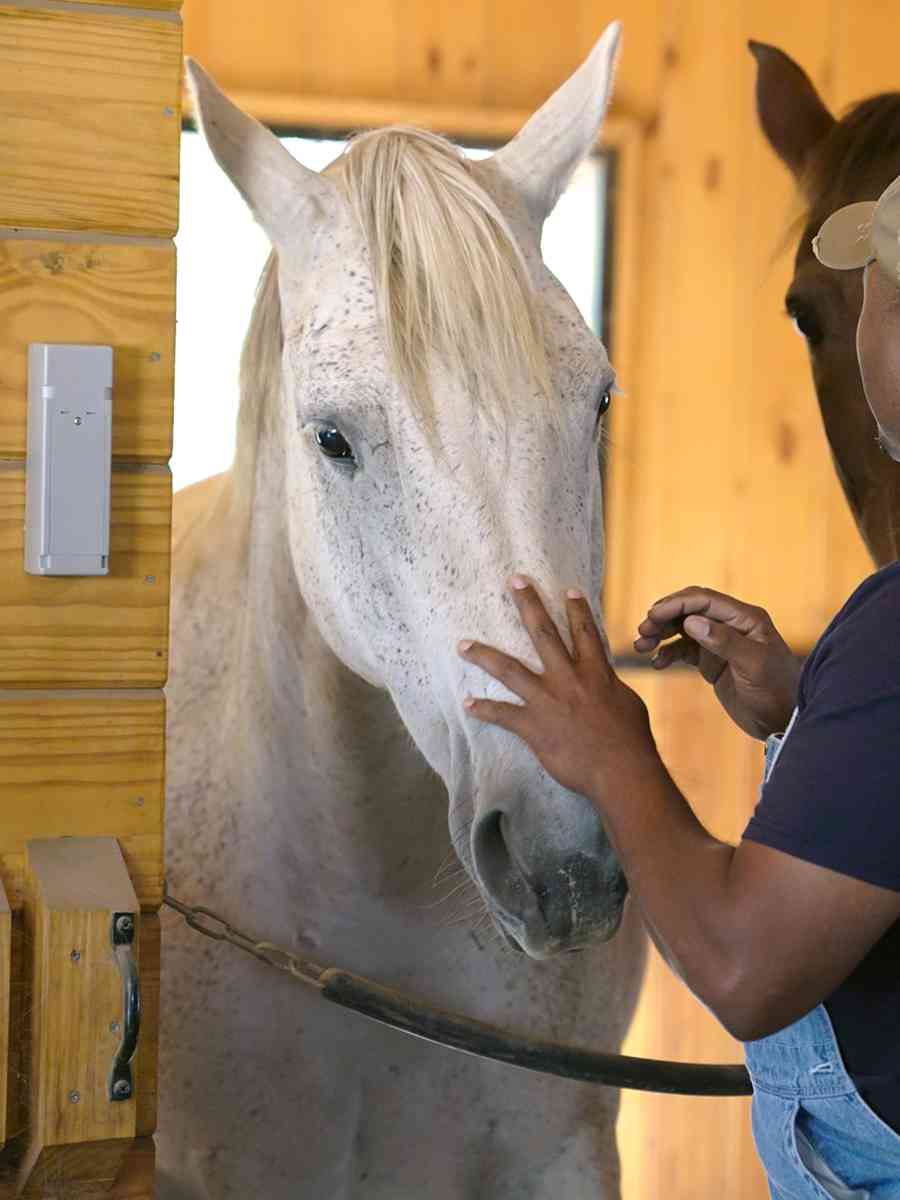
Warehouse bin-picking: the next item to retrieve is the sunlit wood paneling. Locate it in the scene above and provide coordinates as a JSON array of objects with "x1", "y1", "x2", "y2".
[
  {"x1": 0, "y1": 5, "x2": 182, "y2": 237},
  {"x1": 0, "y1": 236, "x2": 175, "y2": 463},
  {"x1": 0, "y1": 467, "x2": 170, "y2": 687},
  {"x1": 0, "y1": 692, "x2": 164, "y2": 911},
  {"x1": 617, "y1": 665, "x2": 768, "y2": 1199}
]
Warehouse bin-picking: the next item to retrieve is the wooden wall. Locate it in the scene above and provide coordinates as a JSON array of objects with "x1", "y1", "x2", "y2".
[
  {"x1": 178, "y1": 2, "x2": 897, "y2": 1198},
  {"x1": 0, "y1": 1, "x2": 180, "y2": 1194}
]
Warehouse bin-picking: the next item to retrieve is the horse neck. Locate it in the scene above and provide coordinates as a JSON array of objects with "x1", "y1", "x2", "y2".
[{"x1": 227, "y1": 424, "x2": 450, "y2": 918}]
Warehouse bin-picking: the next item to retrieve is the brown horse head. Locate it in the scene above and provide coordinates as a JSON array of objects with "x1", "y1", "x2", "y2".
[{"x1": 751, "y1": 42, "x2": 900, "y2": 566}]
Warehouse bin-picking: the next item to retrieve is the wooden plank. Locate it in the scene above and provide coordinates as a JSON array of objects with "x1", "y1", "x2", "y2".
[
  {"x1": 71, "y1": 0, "x2": 182, "y2": 8},
  {"x1": 617, "y1": 665, "x2": 768, "y2": 1200},
  {"x1": 0, "y1": 1136, "x2": 154, "y2": 1200},
  {"x1": 0, "y1": 880, "x2": 8, "y2": 1150},
  {"x1": 0, "y1": 6, "x2": 182, "y2": 237},
  {"x1": 18, "y1": 839, "x2": 139, "y2": 1195},
  {"x1": 0, "y1": 235, "x2": 175, "y2": 463},
  {"x1": 0, "y1": 691, "x2": 164, "y2": 911},
  {"x1": 0, "y1": 465, "x2": 170, "y2": 688},
  {"x1": 395, "y1": 0, "x2": 487, "y2": 108},
  {"x1": 183, "y1": 0, "x2": 398, "y2": 101}
]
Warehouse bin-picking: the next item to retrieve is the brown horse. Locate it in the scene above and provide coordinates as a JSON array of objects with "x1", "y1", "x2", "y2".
[{"x1": 751, "y1": 42, "x2": 900, "y2": 566}]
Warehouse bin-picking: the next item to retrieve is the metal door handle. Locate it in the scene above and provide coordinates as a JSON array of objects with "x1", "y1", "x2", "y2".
[{"x1": 109, "y1": 911, "x2": 141, "y2": 1102}]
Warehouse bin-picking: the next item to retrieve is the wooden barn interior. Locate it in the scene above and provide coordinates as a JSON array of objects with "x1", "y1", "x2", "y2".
[{"x1": 0, "y1": 0, "x2": 897, "y2": 1196}]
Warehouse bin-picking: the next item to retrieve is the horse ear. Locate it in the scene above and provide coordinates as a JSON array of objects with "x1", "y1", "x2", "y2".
[
  {"x1": 749, "y1": 41, "x2": 835, "y2": 179},
  {"x1": 185, "y1": 59, "x2": 335, "y2": 247},
  {"x1": 491, "y1": 21, "x2": 621, "y2": 226}
]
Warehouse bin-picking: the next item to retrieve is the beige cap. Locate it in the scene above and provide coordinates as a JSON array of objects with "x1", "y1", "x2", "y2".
[{"x1": 813, "y1": 174, "x2": 900, "y2": 284}]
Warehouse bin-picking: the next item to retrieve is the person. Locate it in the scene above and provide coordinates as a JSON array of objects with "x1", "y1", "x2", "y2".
[{"x1": 459, "y1": 174, "x2": 900, "y2": 1196}]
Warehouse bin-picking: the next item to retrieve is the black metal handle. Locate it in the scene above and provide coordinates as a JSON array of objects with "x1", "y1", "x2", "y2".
[{"x1": 109, "y1": 912, "x2": 141, "y2": 1102}]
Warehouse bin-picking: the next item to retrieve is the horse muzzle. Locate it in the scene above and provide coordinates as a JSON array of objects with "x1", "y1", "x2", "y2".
[{"x1": 471, "y1": 809, "x2": 629, "y2": 959}]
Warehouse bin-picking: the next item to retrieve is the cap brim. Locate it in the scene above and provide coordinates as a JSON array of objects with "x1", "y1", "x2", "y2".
[{"x1": 813, "y1": 201, "x2": 877, "y2": 270}]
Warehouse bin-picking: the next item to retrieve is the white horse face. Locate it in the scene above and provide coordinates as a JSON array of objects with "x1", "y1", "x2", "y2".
[{"x1": 188, "y1": 23, "x2": 628, "y2": 959}]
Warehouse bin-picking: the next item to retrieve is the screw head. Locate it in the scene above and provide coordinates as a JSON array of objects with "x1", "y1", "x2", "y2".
[
  {"x1": 70, "y1": 949, "x2": 81, "y2": 963},
  {"x1": 68, "y1": 1090, "x2": 80, "y2": 1104},
  {"x1": 110, "y1": 1020, "x2": 120, "y2": 1034},
  {"x1": 112, "y1": 1079, "x2": 131, "y2": 1099},
  {"x1": 73, "y1": 416, "x2": 82, "y2": 426},
  {"x1": 115, "y1": 915, "x2": 134, "y2": 936}
]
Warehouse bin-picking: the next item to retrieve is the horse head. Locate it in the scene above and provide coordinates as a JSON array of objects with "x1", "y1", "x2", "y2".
[
  {"x1": 751, "y1": 41, "x2": 900, "y2": 565},
  {"x1": 186, "y1": 24, "x2": 629, "y2": 959}
]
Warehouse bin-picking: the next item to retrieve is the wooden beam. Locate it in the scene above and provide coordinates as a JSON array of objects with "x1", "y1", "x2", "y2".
[
  {"x1": 17, "y1": 839, "x2": 140, "y2": 1196},
  {"x1": 182, "y1": 85, "x2": 641, "y2": 147}
]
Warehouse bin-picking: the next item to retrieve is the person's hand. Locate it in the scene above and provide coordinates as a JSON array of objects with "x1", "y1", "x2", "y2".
[
  {"x1": 634, "y1": 587, "x2": 800, "y2": 740},
  {"x1": 459, "y1": 577, "x2": 662, "y2": 801}
]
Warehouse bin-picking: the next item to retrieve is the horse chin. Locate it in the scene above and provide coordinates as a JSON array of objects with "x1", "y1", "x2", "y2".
[{"x1": 489, "y1": 891, "x2": 628, "y2": 961}]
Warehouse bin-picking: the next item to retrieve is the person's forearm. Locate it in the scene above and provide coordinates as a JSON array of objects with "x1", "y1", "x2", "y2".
[{"x1": 588, "y1": 751, "x2": 750, "y2": 1033}]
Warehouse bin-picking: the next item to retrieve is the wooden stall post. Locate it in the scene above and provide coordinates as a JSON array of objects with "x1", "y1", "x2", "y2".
[{"x1": 0, "y1": 0, "x2": 181, "y2": 1195}]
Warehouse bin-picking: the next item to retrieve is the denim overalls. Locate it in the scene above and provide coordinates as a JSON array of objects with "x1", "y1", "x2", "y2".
[{"x1": 743, "y1": 724, "x2": 900, "y2": 1198}]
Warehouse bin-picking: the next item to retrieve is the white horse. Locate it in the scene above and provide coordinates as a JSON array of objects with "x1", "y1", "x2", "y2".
[{"x1": 160, "y1": 22, "x2": 646, "y2": 1199}]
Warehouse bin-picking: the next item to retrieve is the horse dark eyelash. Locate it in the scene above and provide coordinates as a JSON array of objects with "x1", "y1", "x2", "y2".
[{"x1": 785, "y1": 299, "x2": 824, "y2": 347}]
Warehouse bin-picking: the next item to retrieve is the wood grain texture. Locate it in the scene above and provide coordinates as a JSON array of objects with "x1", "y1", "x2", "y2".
[
  {"x1": 601, "y1": 0, "x2": 872, "y2": 654},
  {"x1": 1, "y1": 911, "x2": 156, "y2": 1169},
  {"x1": 0, "y1": 690, "x2": 164, "y2": 911},
  {"x1": 18, "y1": 840, "x2": 138, "y2": 1194},
  {"x1": 181, "y1": 0, "x2": 663, "y2": 120},
  {"x1": 0, "y1": 1136, "x2": 154, "y2": 1200},
  {"x1": 0, "y1": 464, "x2": 170, "y2": 687},
  {"x1": 0, "y1": 5, "x2": 182, "y2": 236},
  {"x1": 0, "y1": 236, "x2": 174, "y2": 462},
  {"x1": 68, "y1": 0, "x2": 182, "y2": 9},
  {"x1": 617, "y1": 666, "x2": 768, "y2": 1200}
]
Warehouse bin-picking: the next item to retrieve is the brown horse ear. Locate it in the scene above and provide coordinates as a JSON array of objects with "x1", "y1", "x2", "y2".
[{"x1": 749, "y1": 41, "x2": 835, "y2": 178}]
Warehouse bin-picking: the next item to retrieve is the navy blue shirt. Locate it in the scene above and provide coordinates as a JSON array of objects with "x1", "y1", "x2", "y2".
[{"x1": 743, "y1": 561, "x2": 900, "y2": 1132}]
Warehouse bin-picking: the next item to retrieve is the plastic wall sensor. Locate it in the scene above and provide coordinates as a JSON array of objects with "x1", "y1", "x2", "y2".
[{"x1": 24, "y1": 343, "x2": 113, "y2": 576}]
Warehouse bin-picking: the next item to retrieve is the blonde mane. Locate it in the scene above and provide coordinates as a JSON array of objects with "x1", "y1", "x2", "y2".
[{"x1": 236, "y1": 125, "x2": 552, "y2": 487}]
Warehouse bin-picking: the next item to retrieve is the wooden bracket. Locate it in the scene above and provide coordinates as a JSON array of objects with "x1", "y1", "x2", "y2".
[{"x1": 17, "y1": 838, "x2": 139, "y2": 1198}]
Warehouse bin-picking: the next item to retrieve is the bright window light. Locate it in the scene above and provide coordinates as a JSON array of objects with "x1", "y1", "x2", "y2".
[{"x1": 173, "y1": 131, "x2": 608, "y2": 492}]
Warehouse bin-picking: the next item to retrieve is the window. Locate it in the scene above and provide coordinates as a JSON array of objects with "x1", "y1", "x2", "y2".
[{"x1": 174, "y1": 130, "x2": 611, "y2": 492}]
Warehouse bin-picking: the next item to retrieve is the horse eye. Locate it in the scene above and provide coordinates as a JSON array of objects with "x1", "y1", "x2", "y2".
[
  {"x1": 315, "y1": 426, "x2": 355, "y2": 462},
  {"x1": 786, "y1": 299, "x2": 823, "y2": 347},
  {"x1": 597, "y1": 390, "x2": 612, "y2": 421}
]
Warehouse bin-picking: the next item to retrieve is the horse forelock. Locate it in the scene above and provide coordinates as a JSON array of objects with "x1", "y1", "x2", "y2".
[
  {"x1": 801, "y1": 92, "x2": 900, "y2": 243},
  {"x1": 236, "y1": 125, "x2": 560, "y2": 484}
]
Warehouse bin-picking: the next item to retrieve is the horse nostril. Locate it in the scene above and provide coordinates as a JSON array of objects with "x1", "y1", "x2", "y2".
[{"x1": 472, "y1": 810, "x2": 511, "y2": 888}]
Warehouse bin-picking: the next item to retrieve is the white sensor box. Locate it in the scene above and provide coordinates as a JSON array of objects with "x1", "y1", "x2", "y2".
[{"x1": 25, "y1": 343, "x2": 113, "y2": 576}]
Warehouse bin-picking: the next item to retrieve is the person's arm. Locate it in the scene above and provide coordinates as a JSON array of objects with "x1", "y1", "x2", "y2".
[{"x1": 459, "y1": 579, "x2": 900, "y2": 1040}]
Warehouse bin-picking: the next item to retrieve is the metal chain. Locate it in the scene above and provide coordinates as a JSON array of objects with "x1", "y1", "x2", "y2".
[{"x1": 162, "y1": 881, "x2": 327, "y2": 989}]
